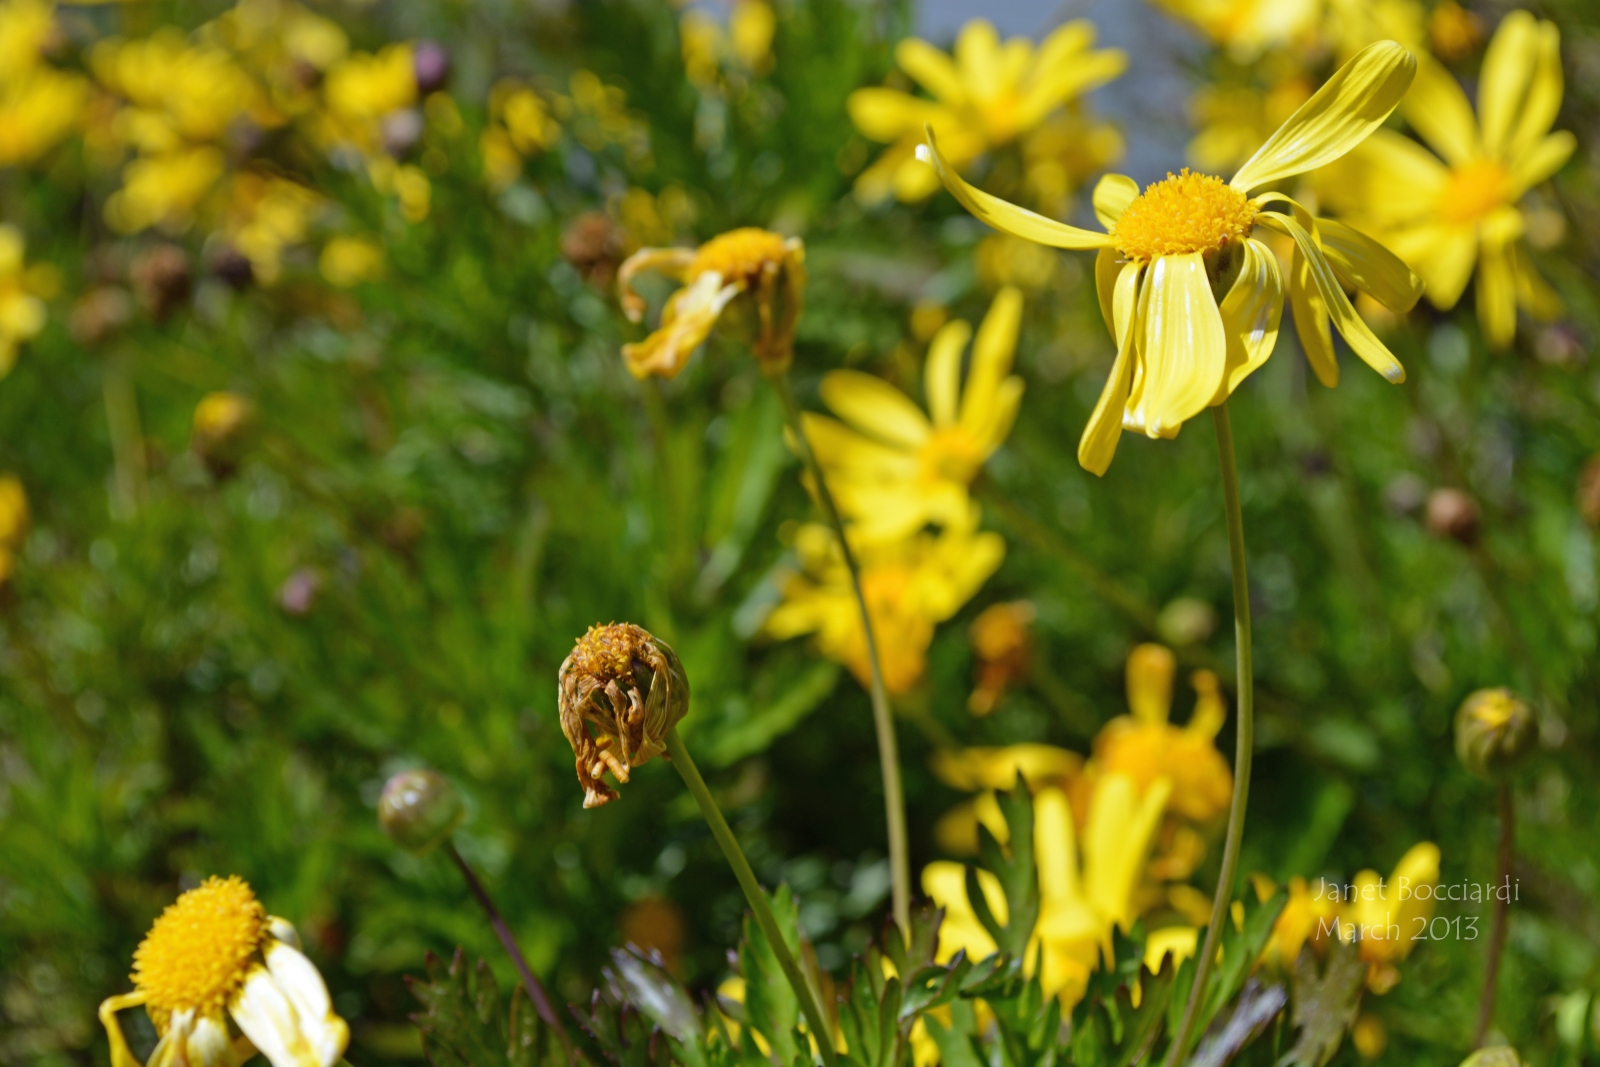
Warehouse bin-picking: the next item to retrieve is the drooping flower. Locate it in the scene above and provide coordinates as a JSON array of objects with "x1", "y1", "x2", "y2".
[
  {"x1": 847, "y1": 18, "x2": 1126, "y2": 204},
  {"x1": 763, "y1": 509, "x2": 1003, "y2": 695},
  {"x1": 920, "y1": 41, "x2": 1422, "y2": 475},
  {"x1": 924, "y1": 776, "x2": 1171, "y2": 1007},
  {"x1": 558, "y1": 622, "x2": 690, "y2": 808},
  {"x1": 1316, "y1": 12, "x2": 1573, "y2": 348},
  {"x1": 801, "y1": 287, "x2": 1023, "y2": 544},
  {"x1": 100, "y1": 876, "x2": 349, "y2": 1067},
  {"x1": 618, "y1": 228, "x2": 805, "y2": 379}
]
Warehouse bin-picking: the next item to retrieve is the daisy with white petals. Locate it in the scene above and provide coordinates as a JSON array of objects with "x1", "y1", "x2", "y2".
[{"x1": 100, "y1": 876, "x2": 349, "y2": 1067}]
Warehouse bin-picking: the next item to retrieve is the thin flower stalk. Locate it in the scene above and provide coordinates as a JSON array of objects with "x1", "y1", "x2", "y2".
[
  {"x1": 1165, "y1": 402, "x2": 1254, "y2": 1067},
  {"x1": 665, "y1": 726, "x2": 838, "y2": 1067},
  {"x1": 772, "y1": 370, "x2": 911, "y2": 937},
  {"x1": 1475, "y1": 783, "x2": 1513, "y2": 1045}
]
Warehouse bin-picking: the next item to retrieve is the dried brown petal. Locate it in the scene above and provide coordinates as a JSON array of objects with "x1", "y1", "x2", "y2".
[{"x1": 558, "y1": 622, "x2": 690, "y2": 807}]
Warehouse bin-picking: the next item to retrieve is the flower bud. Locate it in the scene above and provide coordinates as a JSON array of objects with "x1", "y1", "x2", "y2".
[
  {"x1": 191, "y1": 392, "x2": 257, "y2": 477},
  {"x1": 558, "y1": 622, "x2": 690, "y2": 808},
  {"x1": 1426, "y1": 487, "x2": 1480, "y2": 545},
  {"x1": 413, "y1": 41, "x2": 451, "y2": 95},
  {"x1": 378, "y1": 769, "x2": 464, "y2": 854},
  {"x1": 1455, "y1": 687, "x2": 1535, "y2": 781}
]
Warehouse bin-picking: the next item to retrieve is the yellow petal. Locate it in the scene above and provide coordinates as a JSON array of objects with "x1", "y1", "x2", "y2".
[
  {"x1": 955, "y1": 21, "x2": 1004, "y2": 99},
  {"x1": 1034, "y1": 787, "x2": 1081, "y2": 907},
  {"x1": 1288, "y1": 244, "x2": 1338, "y2": 387},
  {"x1": 847, "y1": 88, "x2": 946, "y2": 142},
  {"x1": 919, "y1": 129, "x2": 1113, "y2": 250},
  {"x1": 801, "y1": 411, "x2": 919, "y2": 476},
  {"x1": 1230, "y1": 41, "x2": 1417, "y2": 193},
  {"x1": 621, "y1": 273, "x2": 735, "y2": 380},
  {"x1": 1033, "y1": 19, "x2": 1096, "y2": 70},
  {"x1": 262, "y1": 940, "x2": 348, "y2": 1067},
  {"x1": 977, "y1": 376, "x2": 1024, "y2": 456},
  {"x1": 895, "y1": 37, "x2": 967, "y2": 107},
  {"x1": 1217, "y1": 237, "x2": 1285, "y2": 398},
  {"x1": 1316, "y1": 218, "x2": 1423, "y2": 313},
  {"x1": 1016, "y1": 49, "x2": 1127, "y2": 131},
  {"x1": 1476, "y1": 212, "x2": 1522, "y2": 349},
  {"x1": 1092, "y1": 173, "x2": 1140, "y2": 230},
  {"x1": 925, "y1": 318, "x2": 972, "y2": 427},
  {"x1": 1506, "y1": 20, "x2": 1563, "y2": 165},
  {"x1": 1078, "y1": 262, "x2": 1141, "y2": 475},
  {"x1": 1093, "y1": 246, "x2": 1121, "y2": 338},
  {"x1": 1389, "y1": 842, "x2": 1441, "y2": 930},
  {"x1": 819, "y1": 369, "x2": 932, "y2": 448},
  {"x1": 1400, "y1": 57, "x2": 1480, "y2": 166},
  {"x1": 1509, "y1": 130, "x2": 1575, "y2": 196},
  {"x1": 960, "y1": 285, "x2": 1022, "y2": 434},
  {"x1": 1477, "y1": 10, "x2": 1539, "y2": 159},
  {"x1": 1328, "y1": 129, "x2": 1450, "y2": 224},
  {"x1": 1259, "y1": 212, "x2": 1406, "y2": 383},
  {"x1": 231, "y1": 963, "x2": 327, "y2": 1067},
  {"x1": 1386, "y1": 222, "x2": 1478, "y2": 310},
  {"x1": 1125, "y1": 253, "x2": 1228, "y2": 440},
  {"x1": 99, "y1": 993, "x2": 150, "y2": 1067}
]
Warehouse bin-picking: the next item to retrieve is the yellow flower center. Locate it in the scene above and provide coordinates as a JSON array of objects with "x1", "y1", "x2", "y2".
[
  {"x1": 919, "y1": 427, "x2": 983, "y2": 486},
  {"x1": 569, "y1": 622, "x2": 648, "y2": 684},
  {"x1": 1438, "y1": 159, "x2": 1509, "y2": 224},
  {"x1": 133, "y1": 876, "x2": 266, "y2": 1016},
  {"x1": 1112, "y1": 170, "x2": 1257, "y2": 262},
  {"x1": 688, "y1": 227, "x2": 790, "y2": 285}
]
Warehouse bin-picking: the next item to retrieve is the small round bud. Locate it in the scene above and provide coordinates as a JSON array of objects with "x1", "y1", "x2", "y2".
[
  {"x1": 413, "y1": 41, "x2": 451, "y2": 95},
  {"x1": 191, "y1": 392, "x2": 258, "y2": 478},
  {"x1": 558, "y1": 622, "x2": 690, "y2": 808},
  {"x1": 381, "y1": 108, "x2": 425, "y2": 158},
  {"x1": 379, "y1": 769, "x2": 464, "y2": 854},
  {"x1": 1426, "y1": 487, "x2": 1480, "y2": 545},
  {"x1": 1455, "y1": 687, "x2": 1535, "y2": 781}
]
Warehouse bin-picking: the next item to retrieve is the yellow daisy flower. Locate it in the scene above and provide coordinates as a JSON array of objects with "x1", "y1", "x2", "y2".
[
  {"x1": 1146, "y1": 0, "x2": 1321, "y2": 59},
  {"x1": 100, "y1": 875, "x2": 349, "y2": 1067},
  {"x1": 801, "y1": 287, "x2": 1022, "y2": 544},
  {"x1": 920, "y1": 41, "x2": 1422, "y2": 475},
  {"x1": 924, "y1": 775, "x2": 1171, "y2": 1007},
  {"x1": 763, "y1": 509, "x2": 1003, "y2": 695},
  {"x1": 618, "y1": 227, "x2": 805, "y2": 380},
  {"x1": 1337, "y1": 841, "x2": 1440, "y2": 993},
  {"x1": 1317, "y1": 12, "x2": 1573, "y2": 348},
  {"x1": 847, "y1": 18, "x2": 1126, "y2": 204}
]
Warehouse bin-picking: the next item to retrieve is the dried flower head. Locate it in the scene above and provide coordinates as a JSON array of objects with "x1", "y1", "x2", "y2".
[{"x1": 558, "y1": 623, "x2": 690, "y2": 808}]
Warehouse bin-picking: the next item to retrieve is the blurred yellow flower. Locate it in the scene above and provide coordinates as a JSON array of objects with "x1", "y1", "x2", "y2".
[
  {"x1": 104, "y1": 147, "x2": 227, "y2": 234},
  {"x1": 319, "y1": 236, "x2": 384, "y2": 287},
  {"x1": 0, "y1": 224, "x2": 46, "y2": 377},
  {"x1": 0, "y1": 473, "x2": 29, "y2": 586},
  {"x1": 1187, "y1": 75, "x2": 1312, "y2": 174},
  {"x1": 618, "y1": 227, "x2": 805, "y2": 379},
  {"x1": 1318, "y1": 12, "x2": 1573, "y2": 348},
  {"x1": 224, "y1": 173, "x2": 322, "y2": 285},
  {"x1": 922, "y1": 41, "x2": 1421, "y2": 474},
  {"x1": 681, "y1": 0, "x2": 775, "y2": 87},
  {"x1": 100, "y1": 875, "x2": 349, "y2": 1067},
  {"x1": 1336, "y1": 841, "x2": 1440, "y2": 993},
  {"x1": 932, "y1": 743, "x2": 1082, "y2": 794},
  {"x1": 801, "y1": 287, "x2": 1022, "y2": 544},
  {"x1": 848, "y1": 18, "x2": 1125, "y2": 204},
  {"x1": 1254, "y1": 873, "x2": 1340, "y2": 970},
  {"x1": 925, "y1": 776, "x2": 1171, "y2": 1006},
  {"x1": 1079, "y1": 644, "x2": 1232, "y2": 824},
  {"x1": 764, "y1": 510, "x2": 1003, "y2": 695},
  {"x1": 1147, "y1": 0, "x2": 1320, "y2": 58},
  {"x1": 0, "y1": 0, "x2": 88, "y2": 167},
  {"x1": 480, "y1": 79, "x2": 561, "y2": 190},
  {"x1": 325, "y1": 42, "x2": 415, "y2": 123},
  {"x1": 967, "y1": 600, "x2": 1035, "y2": 715},
  {"x1": 1020, "y1": 108, "x2": 1125, "y2": 220}
]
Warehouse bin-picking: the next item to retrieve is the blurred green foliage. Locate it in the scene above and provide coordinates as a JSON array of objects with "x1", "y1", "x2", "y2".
[{"x1": 2, "y1": 1, "x2": 1600, "y2": 1066}]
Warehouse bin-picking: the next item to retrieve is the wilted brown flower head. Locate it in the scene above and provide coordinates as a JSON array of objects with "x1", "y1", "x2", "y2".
[
  {"x1": 130, "y1": 244, "x2": 192, "y2": 321},
  {"x1": 562, "y1": 212, "x2": 629, "y2": 288},
  {"x1": 558, "y1": 622, "x2": 690, "y2": 808}
]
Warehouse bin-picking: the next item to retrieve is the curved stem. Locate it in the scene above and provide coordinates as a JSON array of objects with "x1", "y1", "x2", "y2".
[
  {"x1": 445, "y1": 841, "x2": 576, "y2": 1064},
  {"x1": 1475, "y1": 783, "x2": 1514, "y2": 1046},
  {"x1": 770, "y1": 371, "x2": 910, "y2": 938},
  {"x1": 1166, "y1": 403, "x2": 1255, "y2": 1067},
  {"x1": 666, "y1": 727, "x2": 838, "y2": 1067}
]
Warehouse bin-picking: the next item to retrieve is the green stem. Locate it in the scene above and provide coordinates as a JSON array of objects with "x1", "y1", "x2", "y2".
[
  {"x1": 1166, "y1": 403, "x2": 1255, "y2": 1067},
  {"x1": 770, "y1": 371, "x2": 910, "y2": 938},
  {"x1": 665, "y1": 727, "x2": 837, "y2": 1067},
  {"x1": 1475, "y1": 783, "x2": 1513, "y2": 1047},
  {"x1": 103, "y1": 358, "x2": 146, "y2": 521}
]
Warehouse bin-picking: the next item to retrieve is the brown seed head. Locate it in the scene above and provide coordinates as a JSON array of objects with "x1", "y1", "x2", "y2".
[
  {"x1": 558, "y1": 623, "x2": 689, "y2": 808},
  {"x1": 1425, "y1": 487, "x2": 1480, "y2": 545},
  {"x1": 130, "y1": 244, "x2": 192, "y2": 321}
]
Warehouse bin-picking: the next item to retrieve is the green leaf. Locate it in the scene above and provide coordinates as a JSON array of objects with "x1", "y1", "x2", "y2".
[
  {"x1": 738, "y1": 885, "x2": 807, "y2": 1065},
  {"x1": 606, "y1": 947, "x2": 708, "y2": 1067},
  {"x1": 410, "y1": 948, "x2": 568, "y2": 1067},
  {"x1": 965, "y1": 782, "x2": 1038, "y2": 960},
  {"x1": 1277, "y1": 940, "x2": 1367, "y2": 1067}
]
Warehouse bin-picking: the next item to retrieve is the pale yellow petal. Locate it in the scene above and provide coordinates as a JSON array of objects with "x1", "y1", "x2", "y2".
[
  {"x1": 1033, "y1": 19, "x2": 1096, "y2": 71},
  {"x1": 955, "y1": 20, "x2": 1003, "y2": 97},
  {"x1": 1476, "y1": 209, "x2": 1523, "y2": 350},
  {"x1": 819, "y1": 369, "x2": 932, "y2": 448},
  {"x1": 230, "y1": 964, "x2": 324, "y2": 1067},
  {"x1": 960, "y1": 285, "x2": 1022, "y2": 434},
  {"x1": 1230, "y1": 40, "x2": 1417, "y2": 193},
  {"x1": 1092, "y1": 173, "x2": 1140, "y2": 230},
  {"x1": 1124, "y1": 253, "x2": 1228, "y2": 440},
  {"x1": 1477, "y1": 10, "x2": 1539, "y2": 159},
  {"x1": 1509, "y1": 131, "x2": 1575, "y2": 197},
  {"x1": 621, "y1": 273, "x2": 737, "y2": 380},
  {"x1": 1288, "y1": 244, "x2": 1338, "y2": 387},
  {"x1": 925, "y1": 318, "x2": 971, "y2": 427},
  {"x1": 801, "y1": 412, "x2": 918, "y2": 475},
  {"x1": 1079, "y1": 262, "x2": 1141, "y2": 475},
  {"x1": 919, "y1": 130, "x2": 1113, "y2": 250},
  {"x1": 1094, "y1": 246, "x2": 1121, "y2": 337},
  {"x1": 1400, "y1": 57, "x2": 1480, "y2": 166},
  {"x1": 1016, "y1": 50, "x2": 1127, "y2": 130},
  {"x1": 848, "y1": 88, "x2": 947, "y2": 142},
  {"x1": 896, "y1": 37, "x2": 967, "y2": 107},
  {"x1": 1217, "y1": 237, "x2": 1284, "y2": 398},
  {"x1": 99, "y1": 993, "x2": 150, "y2": 1067},
  {"x1": 1390, "y1": 842, "x2": 1441, "y2": 930},
  {"x1": 1316, "y1": 217, "x2": 1423, "y2": 312},
  {"x1": 1035, "y1": 787, "x2": 1080, "y2": 907},
  {"x1": 1260, "y1": 212, "x2": 1406, "y2": 383},
  {"x1": 1325, "y1": 129, "x2": 1450, "y2": 225},
  {"x1": 1506, "y1": 21, "x2": 1563, "y2": 165},
  {"x1": 977, "y1": 376, "x2": 1024, "y2": 456},
  {"x1": 262, "y1": 940, "x2": 349, "y2": 1067}
]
